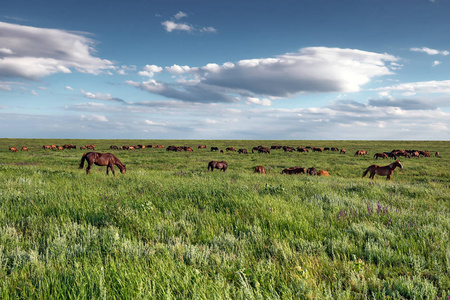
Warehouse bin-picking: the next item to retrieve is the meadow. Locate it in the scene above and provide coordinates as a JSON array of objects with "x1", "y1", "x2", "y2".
[{"x1": 0, "y1": 138, "x2": 449, "y2": 299}]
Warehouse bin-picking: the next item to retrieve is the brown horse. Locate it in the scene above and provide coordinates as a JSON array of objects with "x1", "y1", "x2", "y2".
[
  {"x1": 79, "y1": 152, "x2": 126, "y2": 175},
  {"x1": 208, "y1": 161, "x2": 228, "y2": 172},
  {"x1": 254, "y1": 166, "x2": 266, "y2": 174},
  {"x1": 362, "y1": 160, "x2": 402, "y2": 180},
  {"x1": 374, "y1": 153, "x2": 388, "y2": 159}
]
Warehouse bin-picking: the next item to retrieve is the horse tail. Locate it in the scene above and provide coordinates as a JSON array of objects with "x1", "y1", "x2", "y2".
[
  {"x1": 362, "y1": 167, "x2": 370, "y2": 178},
  {"x1": 79, "y1": 153, "x2": 87, "y2": 169}
]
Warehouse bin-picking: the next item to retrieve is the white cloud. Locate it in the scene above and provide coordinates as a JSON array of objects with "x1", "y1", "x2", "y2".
[
  {"x1": 432, "y1": 60, "x2": 441, "y2": 67},
  {"x1": 0, "y1": 47, "x2": 14, "y2": 55},
  {"x1": 138, "y1": 64, "x2": 163, "y2": 77},
  {"x1": 30, "y1": 90, "x2": 38, "y2": 96},
  {"x1": 81, "y1": 114, "x2": 108, "y2": 122},
  {"x1": 144, "y1": 120, "x2": 166, "y2": 126},
  {"x1": 131, "y1": 47, "x2": 397, "y2": 103},
  {"x1": 65, "y1": 86, "x2": 74, "y2": 91},
  {"x1": 162, "y1": 12, "x2": 216, "y2": 34},
  {"x1": 162, "y1": 21, "x2": 192, "y2": 32},
  {"x1": 377, "y1": 79, "x2": 450, "y2": 95},
  {"x1": 165, "y1": 64, "x2": 192, "y2": 75},
  {"x1": 80, "y1": 90, "x2": 126, "y2": 103},
  {"x1": 0, "y1": 22, "x2": 114, "y2": 80},
  {"x1": 246, "y1": 97, "x2": 272, "y2": 106},
  {"x1": 174, "y1": 11, "x2": 187, "y2": 20},
  {"x1": 410, "y1": 47, "x2": 449, "y2": 56}
]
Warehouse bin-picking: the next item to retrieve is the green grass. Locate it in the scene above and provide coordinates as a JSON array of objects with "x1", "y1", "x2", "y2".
[{"x1": 0, "y1": 139, "x2": 449, "y2": 299}]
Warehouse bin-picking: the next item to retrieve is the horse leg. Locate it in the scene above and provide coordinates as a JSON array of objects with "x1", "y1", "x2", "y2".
[
  {"x1": 86, "y1": 162, "x2": 92, "y2": 174},
  {"x1": 369, "y1": 171, "x2": 375, "y2": 179},
  {"x1": 110, "y1": 164, "x2": 115, "y2": 176}
]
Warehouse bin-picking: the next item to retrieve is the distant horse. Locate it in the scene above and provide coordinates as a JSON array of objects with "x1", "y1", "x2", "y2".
[
  {"x1": 9, "y1": 147, "x2": 17, "y2": 152},
  {"x1": 355, "y1": 150, "x2": 368, "y2": 156},
  {"x1": 362, "y1": 160, "x2": 402, "y2": 180},
  {"x1": 21, "y1": 146, "x2": 29, "y2": 151},
  {"x1": 374, "y1": 153, "x2": 388, "y2": 159},
  {"x1": 208, "y1": 161, "x2": 228, "y2": 172},
  {"x1": 79, "y1": 152, "x2": 126, "y2": 175},
  {"x1": 318, "y1": 170, "x2": 329, "y2": 176},
  {"x1": 281, "y1": 167, "x2": 305, "y2": 175},
  {"x1": 307, "y1": 167, "x2": 317, "y2": 176},
  {"x1": 254, "y1": 166, "x2": 266, "y2": 174}
]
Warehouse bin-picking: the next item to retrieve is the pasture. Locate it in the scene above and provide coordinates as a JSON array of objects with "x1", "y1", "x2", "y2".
[{"x1": 0, "y1": 138, "x2": 449, "y2": 299}]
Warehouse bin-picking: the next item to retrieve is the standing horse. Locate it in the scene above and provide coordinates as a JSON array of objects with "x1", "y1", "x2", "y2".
[
  {"x1": 79, "y1": 152, "x2": 126, "y2": 175},
  {"x1": 208, "y1": 160, "x2": 228, "y2": 172},
  {"x1": 362, "y1": 160, "x2": 403, "y2": 180}
]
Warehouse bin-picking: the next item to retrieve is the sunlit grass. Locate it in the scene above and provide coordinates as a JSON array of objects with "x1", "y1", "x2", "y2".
[{"x1": 0, "y1": 139, "x2": 449, "y2": 298}]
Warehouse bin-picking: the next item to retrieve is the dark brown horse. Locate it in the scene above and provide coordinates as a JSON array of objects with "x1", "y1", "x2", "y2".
[
  {"x1": 374, "y1": 153, "x2": 388, "y2": 159},
  {"x1": 362, "y1": 160, "x2": 402, "y2": 180},
  {"x1": 208, "y1": 160, "x2": 228, "y2": 172},
  {"x1": 79, "y1": 152, "x2": 126, "y2": 175}
]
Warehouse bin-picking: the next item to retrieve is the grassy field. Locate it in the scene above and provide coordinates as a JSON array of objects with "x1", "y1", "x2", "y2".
[{"x1": 0, "y1": 138, "x2": 449, "y2": 299}]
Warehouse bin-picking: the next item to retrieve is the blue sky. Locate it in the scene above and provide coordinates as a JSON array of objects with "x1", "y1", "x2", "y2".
[{"x1": 1, "y1": 0, "x2": 449, "y2": 140}]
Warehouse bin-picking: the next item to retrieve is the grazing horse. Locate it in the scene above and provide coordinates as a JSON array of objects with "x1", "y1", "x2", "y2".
[
  {"x1": 435, "y1": 151, "x2": 440, "y2": 157},
  {"x1": 208, "y1": 161, "x2": 228, "y2": 172},
  {"x1": 307, "y1": 167, "x2": 317, "y2": 176},
  {"x1": 340, "y1": 149, "x2": 346, "y2": 154},
  {"x1": 21, "y1": 146, "x2": 29, "y2": 151},
  {"x1": 254, "y1": 166, "x2": 266, "y2": 174},
  {"x1": 238, "y1": 149, "x2": 248, "y2": 154},
  {"x1": 318, "y1": 170, "x2": 329, "y2": 176},
  {"x1": 355, "y1": 150, "x2": 368, "y2": 156},
  {"x1": 79, "y1": 152, "x2": 126, "y2": 175},
  {"x1": 281, "y1": 167, "x2": 305, "y2": 175},
  {"x1": 362, "y1": 160, "x2": 403, "y2": 180},
  {"x1": 374, "y1": 153, "x2": 388, "y2": 159},
  {"x1": 9, "y1": 147, "x2": 17, "y2": 152}
]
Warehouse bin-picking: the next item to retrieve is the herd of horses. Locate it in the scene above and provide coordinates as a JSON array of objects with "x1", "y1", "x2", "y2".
[{"x1": 8, "y1": 143, "x2": 440, "y2": 180}]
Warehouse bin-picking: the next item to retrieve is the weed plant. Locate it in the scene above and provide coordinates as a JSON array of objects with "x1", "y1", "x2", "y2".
[{"x1": 0, "y1": 139, "x2": 449, "y2": 299}]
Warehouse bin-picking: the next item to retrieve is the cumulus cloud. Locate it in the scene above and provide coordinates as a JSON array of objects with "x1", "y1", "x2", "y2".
[
  {"x1": 0, "y1": 22, "x2": 114, "y2": 80},
  {"x1": 130, "y1": 47, "x2": 397, "y2": 103},
  {"x1": 138, "y1": 64, "x2": 163, "y2": 77},
  {"x1": 162, "y1": 21, "x2": 193, "y2": 32},
  {"x1": 410, "y1": 47, "x2": 449, "y2": 56},
  {"x1": 65, "y1": 86, "x2": 74, "y2": 91}
]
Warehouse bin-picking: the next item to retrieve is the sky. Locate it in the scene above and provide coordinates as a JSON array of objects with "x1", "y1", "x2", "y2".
[{"x1": 1, "y1": 0, "x2": 449, "y2": 140}]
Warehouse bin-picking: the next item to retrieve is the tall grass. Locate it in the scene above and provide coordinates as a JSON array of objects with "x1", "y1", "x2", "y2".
[{"x1": 0, "y1": 139, "x2": 449, "y2": 298}]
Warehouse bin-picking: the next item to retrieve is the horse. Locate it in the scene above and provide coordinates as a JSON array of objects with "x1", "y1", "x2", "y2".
[
  {"x1": 254, "y1": 166, "x2": 266, "y2": 174},
  {"x1": 21, "y1": 146, "x2": 29, "y2": 151},
  {"x1": 208, "y1": 161, "x2": 228, "y2": 172},
  {"x1": 374, "y1": 153, "x2": 388, "y2": 159},
  {"x1": 362, "y1": 160, "x2": 402, "y2": 180},
  {"x1": 79, "y1": 152, "x2": 126, "y2": 175},
  {"x1": 307, "y1": 167, "x2": 317, "y2": 176},
  {"x1": 9, "y1": 147, "x2": 17, "y2": 152},
  {"x1": 318, "y1": 170, "x2": 329, "y2": 176},
  {"x1": 281, "y1": 167, "x2": 305, "y2": 175},
  {"x1": 340, "y1": 149, "x2": 346, "y2": 154},
  {"x1": 355, "y1": 150, "x2": 368, "y2": 156}
]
